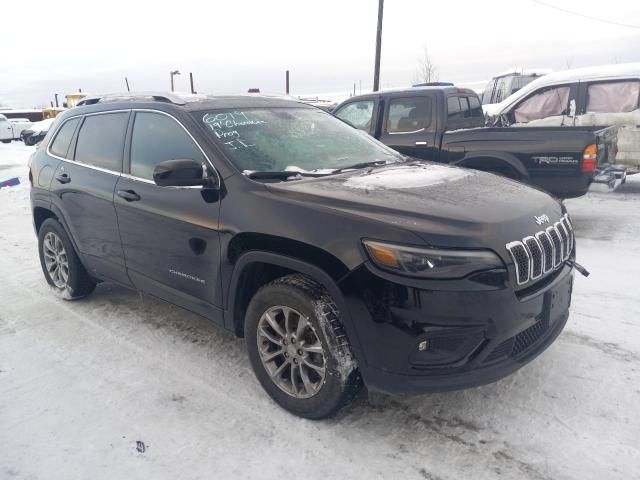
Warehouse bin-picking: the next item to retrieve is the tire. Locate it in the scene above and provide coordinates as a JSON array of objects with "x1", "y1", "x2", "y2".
[
  {"x1": 38, "y1": 218, "x2": 96, "y2": 300},
  {"x1": 245, "y1": 274, "x2": 362, "y2": 419},
  {"x1": 1, "y1": 139, "x2": 11, "y2": 144}
]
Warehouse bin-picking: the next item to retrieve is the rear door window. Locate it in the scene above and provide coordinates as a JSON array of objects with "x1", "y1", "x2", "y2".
[
  {"x1": 130, "y1": 112, "x2": 205, "y2": 180},
  {"x1": 586, "y1": 81, "x2": 640, "y2": 113},
  {"x1": 74, "y1": 112, "x2": 129, "y2": 171},
  {"x1": 468, "y1": 96, "x2": 484, "y2": 118},
  {"x1": 334, "y1": 100, "x2": 375, "y2": 131},
  {"x1": 49, "y1": 117, "x2": 80, "y2": 158},
  {"x1": 447, "y1": 96, "x2": 461, "y2": 119},
  {"x1": 512, "y1": 86, "x2": 570, "y2": 123},
  {"x1": 385, "y1": 97, "x2": 432, "y2": 134}
]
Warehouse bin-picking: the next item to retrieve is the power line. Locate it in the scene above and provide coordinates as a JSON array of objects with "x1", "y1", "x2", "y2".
[{"x1": 531, "y1": 0, "x2": 640, "y2": 29}]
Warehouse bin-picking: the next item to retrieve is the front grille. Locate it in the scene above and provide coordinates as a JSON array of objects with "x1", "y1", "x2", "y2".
[{"x1": 506, "y1": 214, "x2": 574, "y2": 286}]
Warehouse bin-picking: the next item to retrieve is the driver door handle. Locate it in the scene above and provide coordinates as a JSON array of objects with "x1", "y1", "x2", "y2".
[
  {"x1": 117, "y1": 189, "x2": 141, "y2": 202},
  {"x1": 55, "y1": 173, "x2": 71, "y2": 184}
]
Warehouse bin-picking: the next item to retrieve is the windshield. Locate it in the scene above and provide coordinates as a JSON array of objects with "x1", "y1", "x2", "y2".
[{"x1": 194, "y1": 107, "x2": 403, "y2": 173}]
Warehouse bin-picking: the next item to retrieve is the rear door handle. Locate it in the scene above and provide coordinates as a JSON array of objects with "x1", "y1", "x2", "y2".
[
  {"x1": 415, "y1": 141, "x2": 428, "y2": 146},
  {"x1": 55, "y1": 173, "x2": 71, "y2": 184},
  {"x1": 117, "y1": 189, "x2": 141, "y2": 202}
]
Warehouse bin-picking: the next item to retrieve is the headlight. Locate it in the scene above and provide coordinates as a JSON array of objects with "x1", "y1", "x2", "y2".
[{"x1": 363, "y1": 240, "x2": 504, "y2": 279}]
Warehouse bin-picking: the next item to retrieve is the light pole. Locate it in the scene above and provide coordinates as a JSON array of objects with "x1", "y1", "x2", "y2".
[
  {"x1": 372, "y1": 0, "x2": 384, "y2": 92},
  {"x1": 170, "y1": 70, "x2": 181, "y2": 92}
]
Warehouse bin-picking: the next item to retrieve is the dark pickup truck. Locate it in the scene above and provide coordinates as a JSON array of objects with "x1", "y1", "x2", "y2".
[{"x1": 333, "y1": 87, "x2": 617, "y2": 198}]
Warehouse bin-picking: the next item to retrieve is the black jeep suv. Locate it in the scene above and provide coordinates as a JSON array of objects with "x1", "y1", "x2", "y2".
[{"x1": 28, "y1": 92, "x2": 578, "y2": 419}]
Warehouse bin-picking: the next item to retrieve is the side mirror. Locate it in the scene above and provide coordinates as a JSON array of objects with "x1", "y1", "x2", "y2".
[{"x1": 153, "y1": 159, "x2": 218, "y2": 188}]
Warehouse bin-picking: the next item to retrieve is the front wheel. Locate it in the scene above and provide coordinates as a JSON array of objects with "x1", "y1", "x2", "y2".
[
  {"x1": 38, "y1": 218, "x2": 96, "y2": 299},
  {"x1": 245, "y1": 274, "x2": 362, "y2": 419}
]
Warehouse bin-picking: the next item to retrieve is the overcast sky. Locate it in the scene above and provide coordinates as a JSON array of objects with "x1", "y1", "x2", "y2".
[{"x1": 1, "y1": 0, "x2": 639, "y2": 107}]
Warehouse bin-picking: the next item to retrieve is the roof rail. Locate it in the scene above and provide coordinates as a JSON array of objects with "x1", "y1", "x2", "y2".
[{"x1": 76, "y1": 91, "x2": 187, "y2": 107}]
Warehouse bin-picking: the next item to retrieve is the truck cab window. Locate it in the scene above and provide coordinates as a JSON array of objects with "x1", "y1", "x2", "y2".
[
  {"x1": 512, "y1": 86, "x2": 570, "y2": 123},
  {"x1": 447, "y1": 96, "x2": 461, "y2": 118},
  {"x1": 586, "y1": 81, "x2": 640, "y2": 113},
  {"x1": 334, "y1": 100, "x2": 375, "y2": 131},
  {"x1": 468, "y1": 96, "x2": 484, "y2": 118},
  {"x1": 386, "y1": 97, "x2": 431, "y2": 134}
]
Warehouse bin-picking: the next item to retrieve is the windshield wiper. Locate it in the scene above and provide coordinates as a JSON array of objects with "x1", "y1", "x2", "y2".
[{"x1": 329, "y1": 160, "x2": 393, "y2": 174}]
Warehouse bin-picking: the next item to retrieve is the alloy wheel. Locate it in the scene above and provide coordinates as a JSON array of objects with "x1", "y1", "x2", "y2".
[
  {"x1": 42, "y1": 232, "x2": 69, "y2": 289},
  {"x1": 256, "y1": 305, "x2": 327, "y2": 399}
]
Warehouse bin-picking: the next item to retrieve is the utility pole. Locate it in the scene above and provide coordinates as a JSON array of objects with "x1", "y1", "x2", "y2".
[
  {"x1": 189, "y1": 72, "x2": 196, "y2": 94},
  {"x1": 372, "y1": 0, "x2": 384, "y2": 92},
  {"x1": 125, "y1": 77, "x2": 130, "y2": 92},
  {"x1": 170, "y1": 70, "x2": 181, "y2": 92},
  {"x1": 54, "y1": 94, "x2": 59, "y2": 108},
  {"x1": 285, "y1": 70, "x2": 290, "y2": 95}
]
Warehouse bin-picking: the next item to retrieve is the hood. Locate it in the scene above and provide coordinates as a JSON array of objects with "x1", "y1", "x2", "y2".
[{"x1": 265, "y1": 162, "x2": 563, "y2": 251}]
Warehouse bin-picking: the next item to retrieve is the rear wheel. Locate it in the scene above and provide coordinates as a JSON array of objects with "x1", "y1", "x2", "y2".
[
  {"x1": 38, "y1": 218, "x2": 96, "y2": 299},
  {"x1": 245, "y1": 274, "x2": 362, "y2": 419},
  {"x1": 1, "y1": 139, "x2": 10, "y2": 144}
]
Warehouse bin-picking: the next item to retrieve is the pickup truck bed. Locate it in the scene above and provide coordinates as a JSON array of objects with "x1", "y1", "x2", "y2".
[{"x1": 442, "y1": 125, "x2": 618, "y2": 198}]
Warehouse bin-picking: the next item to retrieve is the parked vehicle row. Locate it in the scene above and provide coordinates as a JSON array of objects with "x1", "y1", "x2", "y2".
[
  {"x1": 333, "y1": 85, "x2": 616, "y2": 198},
  {"x1": 481, "y1": 68, "x2": 550, "y2": 106},
  {"x1": 0, "y1": 114, "x2": 32, "y2": 143},
  {"x1": 485, "y1": 63, "x2": 640, "y2": 172},
  {"x1": 21, "y1": 118, "x2": 55, "y2": 146},
  {"x1": 28, "y1": 92, "x2": 586, "y2": 418}
]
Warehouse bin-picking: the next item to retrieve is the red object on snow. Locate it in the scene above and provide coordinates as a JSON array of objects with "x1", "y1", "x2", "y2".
[{"x1": 0, "y1": 177, "x2": 20, "y2": 189}]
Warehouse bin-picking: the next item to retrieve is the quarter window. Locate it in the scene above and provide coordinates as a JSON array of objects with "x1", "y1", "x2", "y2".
[
  {"x1": 130, "y1": 112, "x2": 204, "y2": 180},
  {"x1": 513, "y1": 86, "x2": 570, "y2": 123},
  {"x1": 49, "y1": 117, "x2": 80, "y2": 158},
  {"x1": 386, "y1": 97, "x2": 432, "y2": 134},
  {"x1": 74, "y1": 112, "x2": 129, "y2": 171},
  {"x1": 586, "y1": 81, "x2": 640, "y2": 113},
  {"x1": 334, "y1": 100, "x2": 375, "y2": 131}
]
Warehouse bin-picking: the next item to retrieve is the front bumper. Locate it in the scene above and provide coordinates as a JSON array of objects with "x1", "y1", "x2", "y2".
[{"x1": 342, "y1": 261, "x2": 574, "y2": 394}]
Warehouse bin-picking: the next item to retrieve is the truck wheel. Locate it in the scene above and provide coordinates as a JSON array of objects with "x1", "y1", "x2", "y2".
[
  {"x1": 1, "y1": 139, "x2": 11, "y2": 144},
  {"x1": 38, "y1": 218, "x2": 96, "y2": 300},
  {"x1": 245, "y1": 274, "x2": 362, "y2": 419}
]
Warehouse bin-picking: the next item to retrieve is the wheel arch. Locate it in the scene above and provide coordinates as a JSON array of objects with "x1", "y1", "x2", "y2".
[
  {"x1": 455, "y1": 151, "x2": 529, "y2": 180},
  {"x1": 33, "y1": 206, "x2": 58, "y2": 233},
  {"x1": 224, "y1": 249, "x2": 358, "y2": 348}
]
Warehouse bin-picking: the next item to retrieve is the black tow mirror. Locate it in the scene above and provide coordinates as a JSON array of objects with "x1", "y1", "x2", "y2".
[{"x1": 152, "y1": 159, "x2": 218, "y2": 188}]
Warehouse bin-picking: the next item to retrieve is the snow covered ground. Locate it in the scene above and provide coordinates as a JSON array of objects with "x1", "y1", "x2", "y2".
[{"x1": 1, "y1": 141, "x2": 639, "y2": 480}]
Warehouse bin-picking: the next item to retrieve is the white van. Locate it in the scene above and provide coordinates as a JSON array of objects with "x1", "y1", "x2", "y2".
[{"x1": 486, "y1": 63, "x2": 640, "y2": 169}]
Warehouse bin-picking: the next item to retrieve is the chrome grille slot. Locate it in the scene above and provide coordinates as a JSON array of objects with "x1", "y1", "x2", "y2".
[
  {"x1": 555, "y1": 221, "x2": 570, "y2": 260},
  {"x1": 523, "y1": 236, "x2": 543, "y2": 279},
  {"x1": 506, "y1": 241, "x2": 529, "y2": 285},
  {"x1": 535, "y1": 231, "x2": 554, "y2": 273},
  {"x1": 546, "y1": 226, "x2": 563, "y2": 267},
  {"x1": 560, "y1": 216, "x2": 573, "y2": 253},
  {"x1": 506, "y1": 214, "x2": 574, "y2": 286}
]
